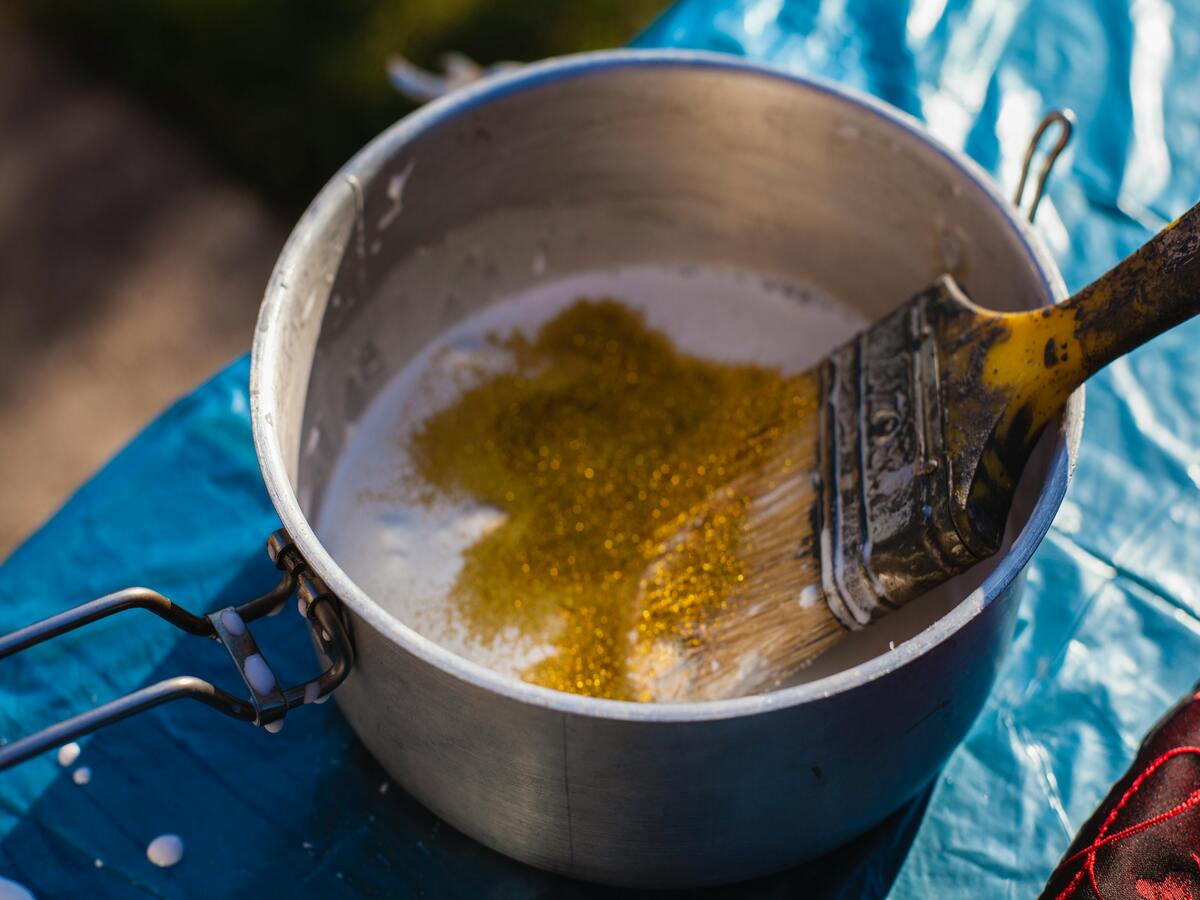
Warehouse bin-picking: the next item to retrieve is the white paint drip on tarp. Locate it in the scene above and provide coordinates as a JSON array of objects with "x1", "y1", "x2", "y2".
[
  {"x1": 57, "y1": 742, "x2": 80, "y2": 767},
  {"x1": 146, "y1": 834, "x2": 184, "y2": 868}
]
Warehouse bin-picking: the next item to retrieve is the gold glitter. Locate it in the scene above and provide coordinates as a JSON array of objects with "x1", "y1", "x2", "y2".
[{"x1": 406, "y1": 299, "x2": 814, "y2": 700}]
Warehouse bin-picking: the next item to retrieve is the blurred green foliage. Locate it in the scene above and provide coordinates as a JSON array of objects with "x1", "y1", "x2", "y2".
[{"x1": 16, "y1": 0, "x2": 666, "y2": 209}]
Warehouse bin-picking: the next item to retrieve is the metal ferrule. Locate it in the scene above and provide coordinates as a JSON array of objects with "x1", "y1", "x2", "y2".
[{"x1": 817, "y1": 285, "x2": 982, "y2": 629}]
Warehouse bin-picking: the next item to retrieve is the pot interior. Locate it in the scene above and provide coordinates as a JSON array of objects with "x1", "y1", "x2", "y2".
[{"x1": 257, "y1": 55, "x2": 1067, "y2": 694}]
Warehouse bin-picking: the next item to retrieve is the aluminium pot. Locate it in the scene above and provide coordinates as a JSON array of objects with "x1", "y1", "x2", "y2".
[{"x1": 2, "y1": 51, "x2": 1083, "y2": 888}]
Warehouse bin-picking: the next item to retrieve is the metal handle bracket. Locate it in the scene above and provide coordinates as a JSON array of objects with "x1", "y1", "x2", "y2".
[
  {"x1": 1014, "y1": 109, "x2": 1075, "y2": 223},
  {"x1": 0, "y1": 530, "x2": 352, "y2": 769}
]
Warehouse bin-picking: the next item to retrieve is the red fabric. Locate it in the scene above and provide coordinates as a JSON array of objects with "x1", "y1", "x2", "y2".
[{"x1": 1042, "y1": 694, "x2": 1200, "y2": 899}]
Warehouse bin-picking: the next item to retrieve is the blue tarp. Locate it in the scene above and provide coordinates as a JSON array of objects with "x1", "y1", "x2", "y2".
[{"x1": 3, "y1": 1, "x2": 1200, "y2": 895}]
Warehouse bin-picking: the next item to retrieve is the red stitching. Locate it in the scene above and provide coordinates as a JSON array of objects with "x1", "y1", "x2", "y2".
[
  {"x1": 1051, "y1": 745, "x2": 1200, "y2": 899},
  {"x1": 1068, "y1": 788, "x2": 1200, "y2": 862},
  {"x1": 1055, "y1": 867, "x2": 1086, "y2": 900}
]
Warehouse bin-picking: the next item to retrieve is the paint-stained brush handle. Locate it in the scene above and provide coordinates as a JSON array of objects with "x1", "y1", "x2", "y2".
[
  {"x1": 1059, "y1": 203, "x2": 1200, "y2": 378},
  {"x1": 936, "y1": 200, "x2": 1200, "y2": 556},
  {"x1": 1002, "y1": 200, "x2": 1200, "y2": 433},
  {"x1": 1065, "y1": 204, "x2": 1200, "y2": 381},
  {"x1": 802, "y1": 204, "x2": 1200, "y2": 632}
]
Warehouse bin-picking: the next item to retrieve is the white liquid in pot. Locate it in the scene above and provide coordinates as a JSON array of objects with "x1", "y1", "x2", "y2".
[{"x1": 316, "y1": 264, "x2": 970, "y2": 693}]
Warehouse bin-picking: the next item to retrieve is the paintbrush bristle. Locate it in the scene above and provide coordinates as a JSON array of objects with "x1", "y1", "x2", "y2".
[
  {"x1": 626, "y1": 201, "x2": 1200, "y2": 703},
  {"x1": 627, "y1": 383, "x2": 846, "y2": 702}
]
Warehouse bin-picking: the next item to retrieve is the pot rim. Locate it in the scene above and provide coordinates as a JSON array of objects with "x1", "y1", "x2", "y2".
[{"x1": 251, "y1": 48, "x2": 1082, "y2": 723}]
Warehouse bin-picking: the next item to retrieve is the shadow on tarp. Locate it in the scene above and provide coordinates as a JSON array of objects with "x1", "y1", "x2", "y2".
[{"x1": 0, "y1": 554, "x2": 933, "y2": 899}]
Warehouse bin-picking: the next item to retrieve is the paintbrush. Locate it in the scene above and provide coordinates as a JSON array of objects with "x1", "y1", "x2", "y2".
[{"x1": 629, "y1": 201, "x2": 1200, "y2": 702}]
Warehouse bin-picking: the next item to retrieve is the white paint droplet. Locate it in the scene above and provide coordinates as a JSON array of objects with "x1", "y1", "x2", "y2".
[
  {"x1": 302, "y1": 841, "x2": 313, "y2": 850},
  {"x1": 220, "y1": 609, "x2": 246, "y2": 637},
  {"x1": 57, "y1": 742, "x2": 80, "y2": 767},
  {"x1": 798, "y1": 585, "x2": 820, "y2": 608},
  {"x1": 379, "y1": 781, "x2": 389, "y2": 795},
  {"x1": 0, "y1": 877, "x2": 33, "y2": 900},
  {"x1": 303, "y1": 682, "x2": 322, "y2": 705},
  {"x1": 147, "y1": 834, "x2": 184, "y2": 868},
  {"x1": 264, "y1": 719, "x2": 284, "y2": 734},
  {"x1": 73, "y1": 766, "x2": 92, "y2": 785},
  {"x1": 377, "y1": 160, "x2": 416, "y2": 230},
  {"x1": 888, "y1": 641, "x2": 896, "y2": 651},
  {"x1": 94, "y1": 859, "x2": 103, "y2": 869},
  {"x1": 243, "y1": 654, "x2": 276, "y2": 694}
]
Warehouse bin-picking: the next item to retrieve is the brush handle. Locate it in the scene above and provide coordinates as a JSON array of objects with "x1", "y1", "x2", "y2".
[
  {"x1": 801, "y1": 201, "x2": 1200, "y2": 627},
  {"x1": 1050, "y1": 200, "x2": 1200, "y2": 385},
  {"x1": 1004, "y1": 201, "x2": 1200, "y2": 429},
  {"x1": 933, "y1": 200, "x2": 1200, "y2": 555}
]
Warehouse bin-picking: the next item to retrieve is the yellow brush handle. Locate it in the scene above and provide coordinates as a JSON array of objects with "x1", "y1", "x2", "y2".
[
  {"x1": 987, "y1": 201, "x2": 1200, "y2": 436},
  {"x1": 936, "y1": 200, "x2": 1200, "y2": 553}
]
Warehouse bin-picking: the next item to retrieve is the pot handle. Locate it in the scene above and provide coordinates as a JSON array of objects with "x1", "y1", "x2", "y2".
[
  {"x1": 0, "y1": 530, "x2": 352, "y2": 770},
  {"x1": 385, "y1": 51, "x2": 520, "y2": 104},
  {"x1": 1013, "y1": 109, "x2": 1075, "y2": 223}
]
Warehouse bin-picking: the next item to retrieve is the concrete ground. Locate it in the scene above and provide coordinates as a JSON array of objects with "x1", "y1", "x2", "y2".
[{"x1": 0, "y1": 16, "x2": 287, "y2": 556}]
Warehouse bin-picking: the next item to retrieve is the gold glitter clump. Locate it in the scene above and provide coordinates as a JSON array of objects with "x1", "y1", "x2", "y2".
[{"x1": 407, "y1": 299, "x2": 813, "y2": 700}]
